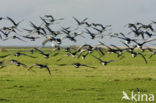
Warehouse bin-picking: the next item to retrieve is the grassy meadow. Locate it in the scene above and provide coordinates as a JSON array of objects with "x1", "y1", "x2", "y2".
[{"x1": 0, "y1": 48, "x2": 156, "y2": 103}]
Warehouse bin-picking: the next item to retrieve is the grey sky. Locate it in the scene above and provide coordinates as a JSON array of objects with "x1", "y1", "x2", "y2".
[{"x1": 0, "y1": 0, "x2": 156, "y2": 46}]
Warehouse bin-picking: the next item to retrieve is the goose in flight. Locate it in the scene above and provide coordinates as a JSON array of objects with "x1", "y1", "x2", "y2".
[
  {"x1": 59, "y1": 62, "x2": 95, "y2": 69},
  {"x1": 0, "y1": 54, "x2": 11, "y2": 58},
  {"x1": 72, "y1": 63, "x2": 95, "y2": 68},
  {"x1": 3, "y1": 35, "x2": 26, "y2": 42},
  {"x1": 115, "y1": 33, "x2": 137, "y2": 44},
  {"x1": 40, "y1": 16, "x2": 52, "y2": 27},
  {"x1": 7, "y1": 16, "x2": 23, "y2": 28},
  {"x1": 22, "y1": 35, "x2": 42, "y2": 41},
  {"x1": 78, "y1": 51, "x2": 89, "y2": 59},
  {"x1": 44, "y1": 15, "x2": 64, "y2": 23},
  {"x1": 73, "y1": 17, "x2": 87, "y2": 26},
  {"x1": 13, "y1": 52, "x2": 36, "y2": 58},
  {"x1": 136, "y1": 22, "x2": 154, "y2": 31},
  {"x1": 110, "y1": 44, "x2": 126, "y2": 57},
  {"x1": 42, "y1": 37, "x2": 61, "y2": 46},
  {"x1": 0, "y1": 30, "x2": 11, "y2": 38},
  {"x1": 85, "y1": 28, "x2": 96, "y2": 39},
  {"x1": 121, "y1": 41, "x2": 137, "y2": 52},
  {"x1": 85, "y1": 22, "x2": 92, "y2": 27},
  {"x1": 92, "y1": 23, "x2": 111, "y2": 30},
  {"x1": 28, "y1": 64, "x2": 51, "y2": 75},
  {"x1": 148, "y1": 50, "x2": 156, "y2": 59},
  {"x1": 127, "y1": 51, "x2": 147, "y2": 64},
  {"x1": 92, "y1": 55, "x2": 123, "y2": 66},
  {"x1": 132, "y1": 38, "x2": 156, "y2": 50},
  {"x1": 45, "y1": 26, "x2": 61, "y2": 37},
  {"x1": 34, "y1": 48, "x2": 54, "y2": 58},
  {"x1": 7, "y1": 59, "x2": 27, "y2": 67}
]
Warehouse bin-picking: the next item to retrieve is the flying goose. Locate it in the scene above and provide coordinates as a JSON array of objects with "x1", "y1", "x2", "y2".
[
  {"x1": 34, "y1": 48, "x2": 54, "y2": 58},
  {"x1": 7, "y1": 59, "x2": 27, "y2": 67},
  {"x1": 73, "y1": 17, "x2": 87, "y2": 25},
  {"x1": 3, "y1": 35, "x2": 26, "y2": 42},
  {"x1": 7, "y1": 17, "x2": 23, "y2": 28},
  {"x1": 28, "y1": 64, "x2": 51, "y2": 75},
  {"x1": 127, "y1": 51, "x2": 147, "y2": 64},
  {"x1": 92, "y1": 55, "x2": 123, "y2": 66}
]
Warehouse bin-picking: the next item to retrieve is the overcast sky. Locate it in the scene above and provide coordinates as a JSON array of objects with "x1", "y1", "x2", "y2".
[{"x1": 0, "y1": 0, "x2": 156, "y2": 46}]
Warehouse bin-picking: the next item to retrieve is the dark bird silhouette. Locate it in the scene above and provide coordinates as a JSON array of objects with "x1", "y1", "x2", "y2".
[
  {"x1": 40, "y1": 16, "x2": 52, "y2": 26},
  {"x1": 29, "y1": 21, "x2": 47, "y2": 36},
  {"x1": 72, "y1": 63, "x2": 95, "y2": 68},
  {"x1": 42, "y1": 37, "x2": 61, "y2": 46},
  {"x1": 149, "y1": 50, "x2": 156, "y2": 59},
  {"x1": 44, "y1": 15, "x2": 64, "y2": 23},
  {"x1": 110, "y1": 44, "x2": 126, "y2": 57},
  {"x1": 92, "y1": 27, "x2": 105, "y2": 34},
  {"x1": 98, "y1": 41, "x2": 118, "y2": 54},
  {"x1": 132, "y1": 39, "x2": 156, "y2": 50},
  {"x1": 34, "y1": 48, "x2": 54, "y2": 58},
  {"x1": 127, "y1": 51, "x2": 147, "y2": 64},
  {"x1": 137, "y1": 22, "x2": 154, "y2": 31},
  {"x1": 22, "y1": 35, "x2": 42, "y2": 41},
  {"x1": 144, "y1": 31, "x2": 156, "y2": 38},
  {"x1": 13, "y1": 52, "x2": 36, "y2": 58},
  {"x1": 85, "y1": 22, "x2": 92, "y2": 27},
  {"x1": 3, "y1": 35, "x2": 26, "y2": 42},
  {"x1": 0, "y1": 54, "x2": 11, "y2": 58},
  {"x1": 92, "y1": 23, "x2": 111, "y2": 30},
  {"x1": 77, "y1": 44, "x2": 95, "y2": 53},
  {"x1": 0, "y1": 30, "x2": 10, "y2": 37},
  {"x1": 85, "y1": 28, "x2": 96, "y2": 39},
  {"x1": 7, "y1": 16, "x2": 23, "y2": 27},
  {"x1": 7, "y1": 59, "x2": 27, "y2": 67},
  {"x1": 121, "y1": 41, "x2": 137, "y2": 52},
  {"x1": 28, "y1": 64, "x2": 51, "y2": 75},
  {"x1": 45, "y1": 26, "x2": 61, "y2": 37},
  {"x1": 73, "y1": 17, "x2": 87, "y2": 25},
  {"x1": 61, "y1": 34, "x2": 77, "y2": 42},
  {"x1": 59, "y1": 62, "x2": 95, "y2": 68},
  {"x1": 92, "y1": 55, "x2": 123, "y2": 66},
  {"x1": 115, "y1": 33, "x2": 136, "y2": 44}
]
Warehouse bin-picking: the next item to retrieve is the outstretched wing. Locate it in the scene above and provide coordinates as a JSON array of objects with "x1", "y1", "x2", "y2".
[
  {"x1": 91, "y1": 55, "x2": 104, "y2": 63},
  {"x1": 0, "y1": 54, "x2": 11, "y2": 58},
  {"x1": 7, "y1": 17, "x2": 16, "y2": 26},
  {"x1": 81, "y1": 64, "x2": 96, "y2": 69},
  {"x1": 20, "y1": 53, "x2": 36, "y2": 58},
  {"x1": 20, "y1": 62, "x2": 27, "y2": 68},
  {"x1": 16, "y1": 36, "x2": 26, "y2": 42},
  {"x1": 138, "y1": 53, "x2": 148, "y2": 64},
  {"x1": 42, "y1": 38, "x2": 53, "y2": 46},
  {"x1": 73, "y1": 17, "x2": 81, "y2": 25},
  {"x1": 46, "y1": 66, "x2": 51, "y2": 75},
  {"x1": 34, "y1": 48, "x2": 45, "y2": 55},
  {"x1": 28, "y1": 64, "x2": 36, "y2": 70},
  {"x1": 107, "y1": 56, "x2": 124, "y2": 63}
]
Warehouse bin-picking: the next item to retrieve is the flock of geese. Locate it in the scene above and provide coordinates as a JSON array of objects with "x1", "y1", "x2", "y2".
[{"x1": 0, "y1": 15, "x2": 156, "y2": 75}]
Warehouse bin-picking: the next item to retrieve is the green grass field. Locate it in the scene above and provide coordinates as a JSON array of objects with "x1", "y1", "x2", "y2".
[{"x1": 0, "y1": 48, "x2": 156, "y2": 103}]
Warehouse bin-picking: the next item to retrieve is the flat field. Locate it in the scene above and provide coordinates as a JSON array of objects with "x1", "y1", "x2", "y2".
[{"x1": 0, "y1": 48, "x2": 156, "y2": 103}]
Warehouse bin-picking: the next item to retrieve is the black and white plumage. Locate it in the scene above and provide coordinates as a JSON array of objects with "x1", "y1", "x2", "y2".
[
  {"x1": 7, "y1": 59, "x2": 27, "y2": 67},
  {"x1": 92, "y1": 55, "x2": 124, "y2": 66},
  {"x1": 28, "y1": 64, "x2": 51, "y2": 75}
]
